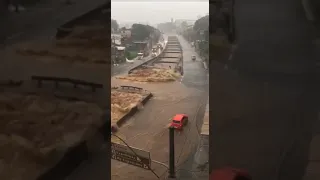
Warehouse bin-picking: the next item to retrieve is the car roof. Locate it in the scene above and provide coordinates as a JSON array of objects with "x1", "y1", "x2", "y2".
[{"x1": 173, "y1": 114, "x2": 185, "y2": 121}]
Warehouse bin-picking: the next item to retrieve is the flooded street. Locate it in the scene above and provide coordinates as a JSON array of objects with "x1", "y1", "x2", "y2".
[{"x1": 67, "y1": 34, "x2": 208, "y2": 180}]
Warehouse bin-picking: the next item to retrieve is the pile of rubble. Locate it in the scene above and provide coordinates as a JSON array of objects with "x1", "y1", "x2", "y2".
[
  {"x1": 0, "y1": 91, "x2": 103, "y2": 180},
  {"x1": 116, "y1": 68, "x2": 181, "y2": 82}
]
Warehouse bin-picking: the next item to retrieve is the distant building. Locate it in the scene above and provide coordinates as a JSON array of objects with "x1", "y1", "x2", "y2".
[
  {"x1": 111, "y1": 34, "x2": 122, "y2": 45},
  {"x1": 115, "y1": 46, "x2": 126, "y2": 63},
  {"x1": 174, "y1": 19, "x2": 196, "y2": 27},
  {"x1": 120, "y1": 28, "x2": 131, "y2": 39},
  {"x1": 132, "y1": 41, "x2": 149, "y2": 56}
]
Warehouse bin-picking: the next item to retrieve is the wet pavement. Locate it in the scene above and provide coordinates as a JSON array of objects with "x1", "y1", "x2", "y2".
[
  {"x1": 66, "y1": 35, "x2": 208, "y2": 180},
  {"x1": 111, "y1": 56, "x2": 151, "y2": 76}
]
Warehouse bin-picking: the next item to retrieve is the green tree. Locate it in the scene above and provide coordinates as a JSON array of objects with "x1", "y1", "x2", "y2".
[
  {"x1": 131, "y1": 24, "x2": 155, "y2": 41},
  {"x1": 193, "y1": 15, "x2": 209, "y2": 41}
]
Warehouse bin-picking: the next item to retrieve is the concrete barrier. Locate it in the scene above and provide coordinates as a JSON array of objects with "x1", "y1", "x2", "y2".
[
  {"x1": 128, "y1": 40, "x2": 168, "y2": 74},
  {"x1": 36, "y1": 93, "x2": 110, "y2": 180},
  {"x1": 55, "y1": 2, "x2": 110, "y2": 39},
  {"x1": 113, "y1": 90, "x2": 153, "y2": 129},
  {"x1": 37, "y1": 113, "x2": 110, "y2": 180}
]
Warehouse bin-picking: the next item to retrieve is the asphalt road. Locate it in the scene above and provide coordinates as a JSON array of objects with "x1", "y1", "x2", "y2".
[
  {"x1": 175, "y1": 36, "x2": 209, "y2": 180},
  {"x1": 210, "y1": 1, "x2": 318, "y2": 180}
]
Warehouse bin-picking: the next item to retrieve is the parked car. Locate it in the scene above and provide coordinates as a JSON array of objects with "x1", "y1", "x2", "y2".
[
  {"x1": 192, "y1": 55, "x2": 196, "y2": 61},
  {"x1": 170, "y1": 114, "x2": 188, "y2": 130}
]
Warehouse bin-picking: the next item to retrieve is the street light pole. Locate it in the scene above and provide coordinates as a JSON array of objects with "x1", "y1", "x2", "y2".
[{"x1": 168, "y1": 127, "x2": 176, "y2": 178}]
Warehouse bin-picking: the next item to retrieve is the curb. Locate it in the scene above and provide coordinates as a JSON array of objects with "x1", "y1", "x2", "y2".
[{"x1": 114, "y1": 91, "x2": 153, "y2": 129}]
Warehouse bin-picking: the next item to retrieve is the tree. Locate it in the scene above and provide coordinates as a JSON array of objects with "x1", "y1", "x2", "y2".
[
  {"x1": 111, "y1": 19, "x2": 119, "y2": 32},
  {"x1": 193, "y1": 15, "x2": 209, "y2": 41},
  {"x1": 181, "y1": 21, "x2": 188, "y2": 30},
  {"x1": 131, "y1": 24, "x2": 155, "y2": 41},
  {"x1": 182, "y1": 27, "x2": 196, "y2": 42},
  {"x1": 194, "y1": 15, "x2": 209, "y2": 33}
]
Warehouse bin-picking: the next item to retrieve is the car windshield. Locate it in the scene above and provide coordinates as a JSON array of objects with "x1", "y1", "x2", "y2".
[{"x1": 173, "y1": 120, "x2": 181, "y2": 124}]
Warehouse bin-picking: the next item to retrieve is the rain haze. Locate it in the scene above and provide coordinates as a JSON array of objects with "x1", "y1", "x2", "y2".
[{"x1": 111, "y1": 1, "x2": 209, "y2": 27}]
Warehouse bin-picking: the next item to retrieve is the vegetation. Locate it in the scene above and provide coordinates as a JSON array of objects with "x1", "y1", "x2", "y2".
[
  {"x1": 131, "y1": 24, "x2": 156, "y2": 41},
  {"x1": 193, "y1": 15, "x2": 209, "y2": 41},
  {"x1": 178, "y1": 15, "x2": 209, "y2": 64},
  {"x1": 125, "y1": 51, "x2": 138, "y2": 60}
]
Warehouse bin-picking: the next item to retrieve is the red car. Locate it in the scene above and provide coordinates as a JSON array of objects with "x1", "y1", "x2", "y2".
[
  {"x1": 210, "y1": 168, "x2": 251, "y2": 180},
  {"x1": 170, "y1": 114, "x2": 188, "y2": 130}
]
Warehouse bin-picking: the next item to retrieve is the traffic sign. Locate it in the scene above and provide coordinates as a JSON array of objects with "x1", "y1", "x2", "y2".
[{"x1": 111, "y1": 142, "x2": 151, "y2": 170}]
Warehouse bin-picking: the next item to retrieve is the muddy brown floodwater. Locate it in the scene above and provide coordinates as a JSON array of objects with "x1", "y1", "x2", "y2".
[
  {"x1": 11, "y1": 25, "x2": 109, "y2": 65},
  {"x1": 0, "y1": 91, "x2": 103, "y2": 180},
  {"x1": 116, "y1": 68, "x2": 181, "y2": 82},
  {"x1": 111, "y1": 89, "x2": 150, "y2": 125},
  {"x1": 111, "y1": 77, "x2": 205, "y2": 179}
]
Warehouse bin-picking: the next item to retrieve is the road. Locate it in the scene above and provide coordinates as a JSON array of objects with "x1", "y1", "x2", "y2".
[
  {"x1": 210, "y1": 1, "x2": 318, "y2": 180},
  {"x1": 175, "y1": 36, "x2": 209, "y2": 180},
  {"x1": 111, "y1": 56, "x2": 151, "y2": 76},
  {"x1": 67, "y1": 35, "x2": 208, "y2": 180}
]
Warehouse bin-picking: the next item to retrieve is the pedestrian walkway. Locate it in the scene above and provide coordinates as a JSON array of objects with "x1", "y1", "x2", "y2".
[{"x1": 201, "y1": 99, "x2": 209, "y2": 136}]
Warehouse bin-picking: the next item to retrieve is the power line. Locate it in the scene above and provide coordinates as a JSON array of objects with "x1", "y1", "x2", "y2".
[
  {"x1": 176, "y1": 100, "x2": 206, "y2": 164},
  {"x1": 111, "y1": 133, "x2": 160, "y2": 179}
]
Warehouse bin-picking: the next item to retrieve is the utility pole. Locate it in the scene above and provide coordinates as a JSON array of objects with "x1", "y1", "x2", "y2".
[{"x1": 168, "y1": 127, "x2": 176, "y2": 178}]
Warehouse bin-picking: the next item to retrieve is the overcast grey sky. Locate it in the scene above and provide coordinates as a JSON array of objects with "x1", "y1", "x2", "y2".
[{"x1": 111, "y1": 1, "x2": 209, "y2": 26}]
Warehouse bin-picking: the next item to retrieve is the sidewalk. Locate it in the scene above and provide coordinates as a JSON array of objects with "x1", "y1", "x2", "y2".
[
  {"x1": 193, "y1": 98, "x2": 209, "y2": 178},
  {"x1": 200, "y1": 99, "x2": 209, "y2": 136}
]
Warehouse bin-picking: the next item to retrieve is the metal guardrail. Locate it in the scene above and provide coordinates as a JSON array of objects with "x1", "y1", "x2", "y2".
[
  {"x1": 31, "y1": 76, "x2": 103, "y2": 92},
  {"x1": 120, "y1": 85, "x2": 143, "y2": 91},
  {"x1": 0, "y1": 80, "x2": 23, "y2": 87}
]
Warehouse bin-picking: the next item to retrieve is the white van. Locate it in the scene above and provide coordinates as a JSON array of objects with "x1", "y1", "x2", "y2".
[{"x1": 137, "y1": 53, "x2": 144, "y2": 60}]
